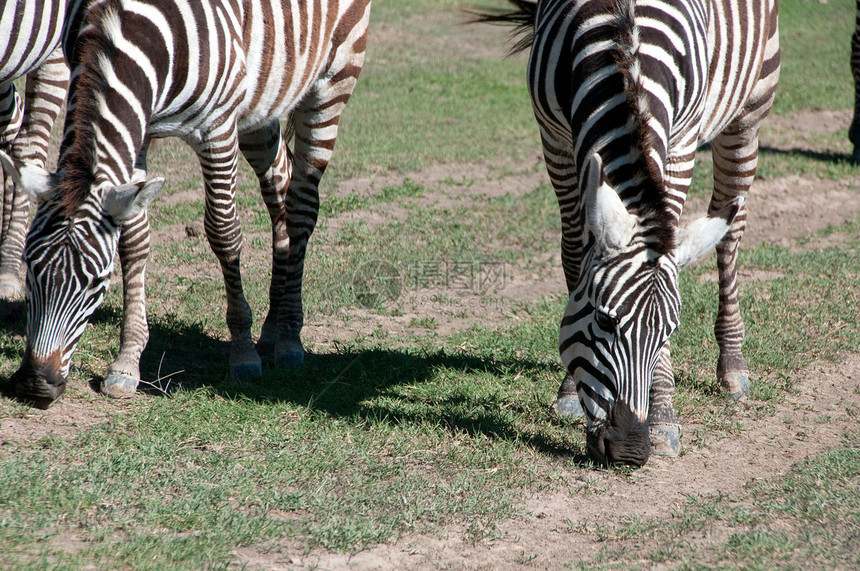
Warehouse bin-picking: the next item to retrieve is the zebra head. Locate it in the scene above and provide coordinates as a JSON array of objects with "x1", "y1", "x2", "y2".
[
  {"x1": 0, "y1": 151, "x2": 163, "y2": 408},
  {"x1": 561, "y1": 153, "x2": 740, "y2": 467}
]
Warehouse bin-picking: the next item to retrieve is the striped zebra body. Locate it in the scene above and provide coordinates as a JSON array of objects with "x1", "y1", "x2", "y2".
[
  {"x1": 0, "y1": 0, "x2": 70, "y2": 299},
  {"x1": 480, "y1": 0, "x2": 779, "y2": 466},
  {"x1": 850, "y1": 0, "x2": 860, "y2": 162},
  {"x1": 5, "y1": 0, "x2": 371, "y2": 408}
]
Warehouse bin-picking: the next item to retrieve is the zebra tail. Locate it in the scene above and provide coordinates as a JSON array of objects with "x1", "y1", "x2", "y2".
[{"x1": 465, "y1": 0, "x2": 538, "y2": 55}]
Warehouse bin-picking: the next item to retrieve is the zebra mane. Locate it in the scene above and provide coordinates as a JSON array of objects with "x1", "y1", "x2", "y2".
[
  {"x1": 610, "y1": 0, "x2": 675, "y2": 253},
  {"x1": 56, "y1": 0, "x2": 121, "y2": 219}
]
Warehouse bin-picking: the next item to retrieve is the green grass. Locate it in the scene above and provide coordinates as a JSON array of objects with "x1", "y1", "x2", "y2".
[{"x1": 2, "y1": 0, "x2": 860, "y2": 569}]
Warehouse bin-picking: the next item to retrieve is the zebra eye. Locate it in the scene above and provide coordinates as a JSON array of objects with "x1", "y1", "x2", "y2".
[{"x1": 595, "y1": 309, "x2": 617, "y2": 331}]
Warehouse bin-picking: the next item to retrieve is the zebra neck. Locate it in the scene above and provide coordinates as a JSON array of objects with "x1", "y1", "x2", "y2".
[{"x1": 56, "y1": 2, "x2": 150, "y2": 218}]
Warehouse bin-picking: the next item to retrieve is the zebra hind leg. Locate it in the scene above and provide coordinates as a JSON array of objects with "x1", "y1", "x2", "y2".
[
  {"x1": 0, "y1": 83, "x2": 24, "y2": 299},
  {"x1": 710, "y1": 124, "x2": 761, "y2": 400},
  {"x1": 238, "y1": 122, "x2": 298, "y2": 366},
  {"x1": 267, "y1": 26, "x2": 369, "y2": 368}
]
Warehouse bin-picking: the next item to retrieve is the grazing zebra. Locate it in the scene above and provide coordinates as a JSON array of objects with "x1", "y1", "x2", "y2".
[
  {"x1": 0, "y1": 1, "x2": 70, "y2": 299},
  {"x1": 1, "y1": 0, "x2": 371, "y2": 408},
  {"x1": 477, "y1": 0, "x2": 779, "y2": 466},
  {"x1": 850, "y1": 0, "x2": 860, "y2": 163}
]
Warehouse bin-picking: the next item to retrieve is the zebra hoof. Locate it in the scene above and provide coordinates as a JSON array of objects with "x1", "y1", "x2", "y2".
[
  {"x1": 275, "y1": 337, "x2": 304, "y2": 367},
  {"x1": 719, "y1": 371, "x2": 749, "y2": 401},
  {"x1": 649, "y1": 423, "x2": 681, "y2": 457},
  {"x1": 102, "y1": 374, "x2": 139, "y2": 398},
  {"x1": 0, "y1": 278, "x2": 21, "y2": 300},
  {"x1": 276, "y1": 351, "x2": 305, "y2": 367},
  {"x1": 552, "y1": 396, "x2": 584, "y2": 418},
  {"x1": 230, "y1": 361, "x2": 262, "y2": 380},
  {"x1": 256, "y1": 334, "x2": 277, "y2": 360}
]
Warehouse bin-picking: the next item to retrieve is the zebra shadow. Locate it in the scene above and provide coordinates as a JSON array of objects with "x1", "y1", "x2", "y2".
[
  {"x1": 757, "y1": 145, "x2": 855, "y2": 164},
  {"x1": 33, "y1": 308, "x2": 586, "y2": 462}
]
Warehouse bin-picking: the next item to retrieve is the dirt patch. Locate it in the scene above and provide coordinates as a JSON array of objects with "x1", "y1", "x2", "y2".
[
  {"x1": 1, "y1": 399, "x2": 113, "y2": 452},
  {"x1": 684, "y1": 173, "x2": 860, "y2": 250}
]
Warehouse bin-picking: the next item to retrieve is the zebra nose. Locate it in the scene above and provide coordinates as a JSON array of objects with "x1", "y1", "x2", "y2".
[
  {"x1": 585, "y1": 402, "x2": 651, "y2": 467},
  {"x1": 587, "y1": 429, "x2": 651, "y2": 467},
  {"x1": 10, "y1": 350, "x2": 67, "y2": 409}
]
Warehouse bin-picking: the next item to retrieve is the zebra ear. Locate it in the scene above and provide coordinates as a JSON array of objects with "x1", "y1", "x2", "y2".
[
  {"x1": 583, "y1": 152, "x2": 636, "y2": 252},
  {"x1": 103, "y1": 178, "x2": 165, "y2": 222},
  {"x1": 675, "y1": 198, "x2": 743, "y2": 269},
  {"x1": 0, "y1": 149, "x2": 56, "y2": 203}
]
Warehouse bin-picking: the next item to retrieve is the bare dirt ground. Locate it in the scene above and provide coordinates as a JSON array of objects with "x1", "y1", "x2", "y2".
[{"x1": 2, "y1": 109, "x2": 859, "y2": 569}]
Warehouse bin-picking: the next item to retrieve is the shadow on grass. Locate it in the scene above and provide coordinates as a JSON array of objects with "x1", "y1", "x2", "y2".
[
  {"x1": 140, "y1": 319, "x2": 587, "y2": 461},
  {"x1": 758, "y1": 145, "x2": 855, "y2": 165},
  {"x1": 0, "y1": 297, "x2": 588, "y2": 462}
]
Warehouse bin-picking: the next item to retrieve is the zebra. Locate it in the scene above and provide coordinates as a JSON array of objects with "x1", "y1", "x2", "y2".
[
  {"x1": 476, "y1": 0, "x2": 779, "y2": 466},
  {"x1": 0, "y1": 1, "x2": 70, "y2": 300},
  {"x1": 850, "y1": 0, "x2": 860, "y2": 163},
  {"x1": 0, "y1": 0, "x2": 372, "y2": 409}
]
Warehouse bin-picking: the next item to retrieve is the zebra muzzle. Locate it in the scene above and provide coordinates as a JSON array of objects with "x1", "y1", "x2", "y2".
[
  {"x1": 10, "y1": 351, "x2": 67, "y2": 409},
  {"x1": 586, "y1": 402, "x2": 651, "y2": 468}
]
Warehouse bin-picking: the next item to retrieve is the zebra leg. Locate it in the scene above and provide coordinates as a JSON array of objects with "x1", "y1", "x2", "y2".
[
  {"x1": 195, "y1": 125, "x2": 262, "y2": 379},
  {"x1": 0, "y1": 83, "x2": 25, "y2": 299},
  {"x1": 102, "y1": 210, "x2": 151, "y2": 397},
  {"x1": 102, "y1": 142, "x2": 154, "y2": 397},
  {"x1": 851, "y1": 1, "x2": 860, "y2": 163},
  {"x1": 648, "y1": 341, "x2": 680, "y2": 457},
  {"x1": 271, "y1": 26, "x2": 369, "y2": 368},
  {"x1": 646, "y1": 148, "x2": 698, "y2": 453},
  {"x1": 710, "y1": 125, "x2": 759, "y2": 400},
  {"x1": 238, "y1": 122, "x2": 293, "y2": 364},
  {"x1": 541, "y1": 133, "x2": 585, "y2": 418},
  {"x1": 0, "y1": 51, "x2": 68, "y2": 300}
]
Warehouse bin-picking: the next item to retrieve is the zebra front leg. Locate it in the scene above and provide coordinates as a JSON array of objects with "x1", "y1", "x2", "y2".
[
  {"x1": 103, "y1": 210, "x2": 151, "y2": 397},
  {"x1": 197, "y1": 129, "x2": 261, "y2": 379},
  {"x1": 710, "y1": 128, "x2": 758, "y2": 400},
  {"x1": 648, "y1": 341, "x2": 680, "y2": 457},
  {"x1": 238, "y1": 123, "x2": 294, "y2": 365},
  {"x1": 540, "y1": 133, "x2": 585, "y2": 418}
]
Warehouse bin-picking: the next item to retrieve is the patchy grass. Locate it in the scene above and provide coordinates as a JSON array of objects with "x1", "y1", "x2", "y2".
[{"x1": 2, "y1": 0, "x2": 859, "y2": 569}]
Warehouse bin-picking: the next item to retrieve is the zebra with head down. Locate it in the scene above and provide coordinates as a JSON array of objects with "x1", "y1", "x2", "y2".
[
  {"x1": 2, "y1": 0, "x2": 371, "y2": 408},
  {"x1": 477, "y1": 0, "x2": 779, "y2": 466}
]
